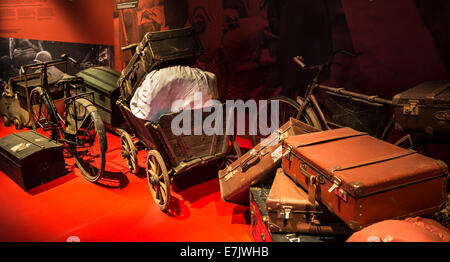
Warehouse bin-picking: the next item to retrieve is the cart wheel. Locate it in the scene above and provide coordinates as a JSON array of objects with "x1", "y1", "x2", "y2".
[
  {"x1": 146, "y1": 150, "x2": 171, "y2": 211},
  {"x1": 119, "y1": 130, "x2": 138, "y2": 174}
]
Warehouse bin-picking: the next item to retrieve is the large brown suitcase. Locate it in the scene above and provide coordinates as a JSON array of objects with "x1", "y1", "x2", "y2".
[
  {"x1": 0, "y1": 131, "x2": 66, "y2": 191},
  {"x1": 392, "y1": 80, "x2": 450, "y2": 136},
  {"x1": 118, "y1": 27, "x2": 204, "y2": 102},
  {"x1": 282, "y1": 127, "x2": 448, "y2": 231},
  {"x1": 250, "y1": 183, "x2": 346, "y2": 242},
  {"x1": 266, "y1": 168, "x2": 352, "y2": 235},
  {"x1": 219, "y1": 118, "x2": 319, "y2": 205}
]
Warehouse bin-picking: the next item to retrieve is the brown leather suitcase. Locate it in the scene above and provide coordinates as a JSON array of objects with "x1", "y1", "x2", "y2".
[
  {"x1": 118, "y1": 27, "x2": 204, "y2": 102},
  {"x1": 219, "y1": 118, "x2": 319, "y2": 205},
  {"x1": 282, "y1": 127, "x2": 448, "y2": 231},
  {"x1": 250, "y1": 183, "x2": 347, "y2": 242},
  {"x1": 266, "y1": 168, "x2": 352, "y2": 235},
  {"x1": 392, "y1": 80, "x2": 450, "y2": 136},
  {"x1": 0, "y1": 131, "x2": 66, "y2": 191}
]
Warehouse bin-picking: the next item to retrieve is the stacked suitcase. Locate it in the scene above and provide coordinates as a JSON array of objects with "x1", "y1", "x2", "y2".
[{"x1": 219, "y1": 119, "x2": 449, "y2": 242}]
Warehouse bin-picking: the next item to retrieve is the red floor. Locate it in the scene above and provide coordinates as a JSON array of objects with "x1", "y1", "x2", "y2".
[{"x1": 0, "y1": 121, "x2": 254, "y2": 242}]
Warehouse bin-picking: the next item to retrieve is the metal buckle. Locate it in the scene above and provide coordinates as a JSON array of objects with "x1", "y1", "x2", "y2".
[
  {"x1": 403, "y1": 100, "x2": 419, "y2": 116},
  {"x1": 277, "y1": 206, "x2": 293, "y2": 220}
]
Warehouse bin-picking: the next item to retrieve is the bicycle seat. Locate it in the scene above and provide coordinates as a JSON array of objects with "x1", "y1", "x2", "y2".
[{"x1": 56, "y1": 74, "x2": 84, "y2": 86}]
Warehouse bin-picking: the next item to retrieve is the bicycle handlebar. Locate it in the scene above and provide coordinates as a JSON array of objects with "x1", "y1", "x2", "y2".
[
  {"x1": 20, "y1": 53, "x2": 78, "y2": 76},
  {"x1": 326, "y1": 49, "x2": 356, "y2": 66},
  {"x1": 293, "y1": 49, "x2": 357, "y2": 71},
  {"x1": 293, "y1": 56, "x2": 307, "y2": 69}
]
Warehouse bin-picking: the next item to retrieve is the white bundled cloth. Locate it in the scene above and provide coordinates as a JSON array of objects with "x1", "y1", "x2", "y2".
[{"x1": 130, "y1": 65, "x2": 219, "y2": 122}]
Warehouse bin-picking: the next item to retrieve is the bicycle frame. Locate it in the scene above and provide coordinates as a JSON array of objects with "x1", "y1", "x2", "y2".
[
  {"x1": 292, "y1": 51, "x2": 423, "y2": 149},
  {"x1": 25, "y1": 54, "x2": 96, "y2": 146},
  {"x1": 293, "y1": 51, "x2": 395, "y2": 139}
]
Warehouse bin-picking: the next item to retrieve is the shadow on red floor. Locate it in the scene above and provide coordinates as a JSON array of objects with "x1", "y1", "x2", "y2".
[{"x1": 0, "y1": 121, "x2": 254, "y2": 242}]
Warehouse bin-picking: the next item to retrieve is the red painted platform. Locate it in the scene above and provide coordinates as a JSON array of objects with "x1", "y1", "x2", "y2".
[{"x1": 0, "y1": 121, "x2": 254, "y2": 242}]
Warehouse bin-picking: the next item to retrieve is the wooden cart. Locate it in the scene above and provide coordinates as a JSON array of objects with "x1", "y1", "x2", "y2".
[{"x1": 117, "y1": 100, "x2": 242, "y2": 211}]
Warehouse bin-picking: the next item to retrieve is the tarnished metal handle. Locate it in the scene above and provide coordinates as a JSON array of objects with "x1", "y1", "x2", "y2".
[
  {"x1": 242, "y1": 154, "x2": 261, "y2": 173},
  {"x1": 300, "y1": 161, "x2": 325, "y2": 185},
  {"x1": 299, "y1": 162, "x2": 311, "y2": 179}
]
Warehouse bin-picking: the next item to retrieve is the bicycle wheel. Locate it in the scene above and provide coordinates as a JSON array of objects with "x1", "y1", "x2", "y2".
[
  {"x1": 67, "y1": 99, "x2": 107, "y2": 182},
  {"x1": 251, "y1": 96, "x2": 322, "y2": 146},
  {"x1": 296, "y1": 97, "x2": 322, "y2": 130},
  {"x1": 30, "y1": 87, "x2": 64, "y2": 141}
]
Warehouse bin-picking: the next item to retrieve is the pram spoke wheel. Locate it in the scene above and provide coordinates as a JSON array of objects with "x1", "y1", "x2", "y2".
[
  {"x1": 146, "y1": 150, "x2": 171, "y2": 211},
  {"x1": 119, "y1": 129, "x2": 138, "y2": 174}
]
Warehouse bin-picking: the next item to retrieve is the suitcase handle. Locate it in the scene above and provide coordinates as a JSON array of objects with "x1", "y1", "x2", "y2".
[
  {"x1": 299, "y1": 162, "x2": 311, "y2": 179},
  {"x1": 300, "y1": 162, "x2": 325, "y2": 185},
  {"x1": 242, "y1": 154, "x2": 261, "y2": 173}
]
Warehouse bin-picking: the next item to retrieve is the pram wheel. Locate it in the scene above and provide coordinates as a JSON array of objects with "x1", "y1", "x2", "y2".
[
  {"x1": 119, "y1": 129, "x2": 138, "y2": 174},
  {"x1": 146, "y1": 150, "x2": 171, "y2": 211}
]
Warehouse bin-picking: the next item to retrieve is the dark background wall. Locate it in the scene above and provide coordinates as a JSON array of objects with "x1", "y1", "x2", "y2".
[
  {"x1": 112, "y1": 0, "x2": 450, "y2": 164},
  {"x1": 1, "y1": 0, "x2": 449, "y2": 162},
  {"x1": 113, "y1": 0, "x2": 449, "y2": 100},
  {"x1": 1, "y1": 0, "x2": 448, "y2": 98}
]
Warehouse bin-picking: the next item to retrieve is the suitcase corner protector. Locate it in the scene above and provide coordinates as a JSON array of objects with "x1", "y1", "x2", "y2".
[
  {"x1": 434, "y1": 160, "x2": 449, "y2": 177},
  {"x1": 348, "y1": 221, "x2": 363, "y2": 231},
  {"x1": 348, "y1": 181, "x2": 365, "y2": 197}
]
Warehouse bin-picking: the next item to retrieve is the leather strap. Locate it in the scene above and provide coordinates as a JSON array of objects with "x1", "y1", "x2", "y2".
[
  {"x1": 307, "y1": 176, "x2": 318, "y2": 211},
  {"x1": 427, "y1": 84, "x2": 449, "y2": 100},
  {"x1": 294, "y1": 130, "x2": 367, "y2": 149},
  {"x1": 328, "y1": 150, "x2": 417, "y2": 175}
]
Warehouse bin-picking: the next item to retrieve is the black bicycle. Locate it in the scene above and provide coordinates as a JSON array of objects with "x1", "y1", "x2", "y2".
[
  {"x1": 261, "y1": 50, "x2": 443, "y2": 150},
  {"x1": 23, "y1": 54, "x2": 107, "y2": 182}
]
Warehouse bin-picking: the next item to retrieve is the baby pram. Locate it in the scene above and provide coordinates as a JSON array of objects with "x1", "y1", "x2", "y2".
[{"x1": 117, "y1": 28, "x2": 242, "y2": 211}]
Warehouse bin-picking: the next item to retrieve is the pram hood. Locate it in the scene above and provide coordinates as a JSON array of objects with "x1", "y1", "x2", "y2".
[{"x1": 130, "y1": 65, "x2": 219, "y2": 123}]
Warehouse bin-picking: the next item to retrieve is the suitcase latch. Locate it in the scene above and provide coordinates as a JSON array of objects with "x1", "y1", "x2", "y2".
[
  {"x1": 224, "y1": 169, "x2": 237, "y2": 182},
  {"x1": 278, "y1": 206, "x2": 293, "y2": 220},
  {"x1": 284, "y1": 144, "x2": 293, "y2": 161},
  {"x1": 328, "y1": 176, "x2": 342, "y2": 189},
  {"x1": 403, "y1": 100, "x2": 419, "y2": 116},
  {"x1": 328, "y1": 177, "x2": 348, "y2": 201},
  {"x1": 278, "y1": 131, "x2": 288, "y2": 141}
]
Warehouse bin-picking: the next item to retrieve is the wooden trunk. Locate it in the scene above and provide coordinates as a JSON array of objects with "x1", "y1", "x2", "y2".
[
  {"x1": 118, "y1": 27, "x2": 204, "y2": 102},
  {"x1": 393, "y1": 80, "x2": 450, "y2": 136},
  {"x1": 76, "y1": 66, "x2": 124, "y2": 127},
  {"x1": 0, "y1": 131, "x2": 66, "y2": 191}
]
